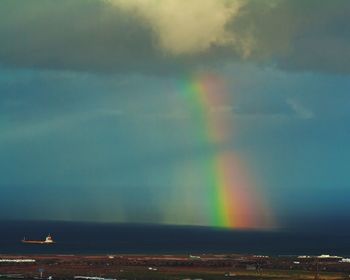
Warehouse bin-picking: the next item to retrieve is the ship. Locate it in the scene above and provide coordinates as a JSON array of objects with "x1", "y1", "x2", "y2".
[{"x1": 21, "y1": 234, "x2": 55, "y2": 244}]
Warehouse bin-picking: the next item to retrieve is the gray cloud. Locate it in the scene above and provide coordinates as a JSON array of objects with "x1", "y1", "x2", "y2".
[
  {"x1": 261, "y1": 0, "x2": 350, "y2": 74},
  {"x1": 0, "y1": 0, "x2": 349, "y2": 74}
]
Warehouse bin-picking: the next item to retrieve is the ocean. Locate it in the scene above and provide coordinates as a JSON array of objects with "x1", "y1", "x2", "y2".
[{"x1": 1, "y1": 221, "x2": 350, "y2": 256}]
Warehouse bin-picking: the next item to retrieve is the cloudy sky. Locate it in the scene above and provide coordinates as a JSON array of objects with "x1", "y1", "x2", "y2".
[{"x1": 1, "y1": 0, "x2": 350, "y2": 229}]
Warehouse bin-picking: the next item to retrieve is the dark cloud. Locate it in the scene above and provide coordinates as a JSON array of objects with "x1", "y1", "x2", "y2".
[
  {"x1": 0, "y1": 0, "x2": 349, "y2": 74},
  {"x1": 267, "y1": 0, "x2": 350, "y2": 74},
  {"x1": 0, "y1": 0, "x2": 182, "y2": 74}
]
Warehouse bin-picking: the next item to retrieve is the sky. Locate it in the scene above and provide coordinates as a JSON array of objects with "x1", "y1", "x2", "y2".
[{"x1": 1, "y1": 0, "x2": 350, "y2": 230}]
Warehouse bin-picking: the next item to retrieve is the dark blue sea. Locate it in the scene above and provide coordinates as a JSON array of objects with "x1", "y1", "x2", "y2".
[{"x1": 1, "y1": 221, "x2": 350, "y2": 256}]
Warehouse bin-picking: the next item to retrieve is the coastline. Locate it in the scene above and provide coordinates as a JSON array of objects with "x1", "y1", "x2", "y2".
[{"x1": 0, "y1": 254, "x2": 349, "y2": 280}]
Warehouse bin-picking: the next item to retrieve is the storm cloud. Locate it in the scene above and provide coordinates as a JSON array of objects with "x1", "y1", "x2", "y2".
[{"x1": 0, "y1": 0, "x2": 349, "y2": 74}]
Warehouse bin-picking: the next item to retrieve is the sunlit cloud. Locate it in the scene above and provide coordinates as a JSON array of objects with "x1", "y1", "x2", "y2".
[{"x1": 107, "y1": 0, "x2": 245, "y2": 55}]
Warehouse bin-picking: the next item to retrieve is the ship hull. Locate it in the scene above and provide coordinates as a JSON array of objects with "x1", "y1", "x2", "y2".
[{"x1": 22, "y1": 241, "x2": 55, "y2": 244}]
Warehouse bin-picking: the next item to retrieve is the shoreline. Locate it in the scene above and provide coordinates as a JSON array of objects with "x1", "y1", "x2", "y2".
[{"x1": 0, "y1": 254, "x2": 350, "y2": 279}]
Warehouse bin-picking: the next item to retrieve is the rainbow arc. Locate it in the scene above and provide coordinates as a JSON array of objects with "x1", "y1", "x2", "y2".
[{"x1": 178, "y1": 73, "x2": 272, "y2": 228}]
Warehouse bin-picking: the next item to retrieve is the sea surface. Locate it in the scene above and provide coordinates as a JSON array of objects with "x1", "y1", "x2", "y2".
[{"x1": 1, "y1": 221, "x2": 350, "y2": 256}]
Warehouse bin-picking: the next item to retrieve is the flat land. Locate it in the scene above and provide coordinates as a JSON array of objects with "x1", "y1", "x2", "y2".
[{"x1": 0, "y1": 254, "x2": 350, "y2": 280}]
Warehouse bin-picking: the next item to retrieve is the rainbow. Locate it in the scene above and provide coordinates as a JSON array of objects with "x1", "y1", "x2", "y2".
[{"x1": 178, "y1": 73, "x2": 272, "y2": 228}]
